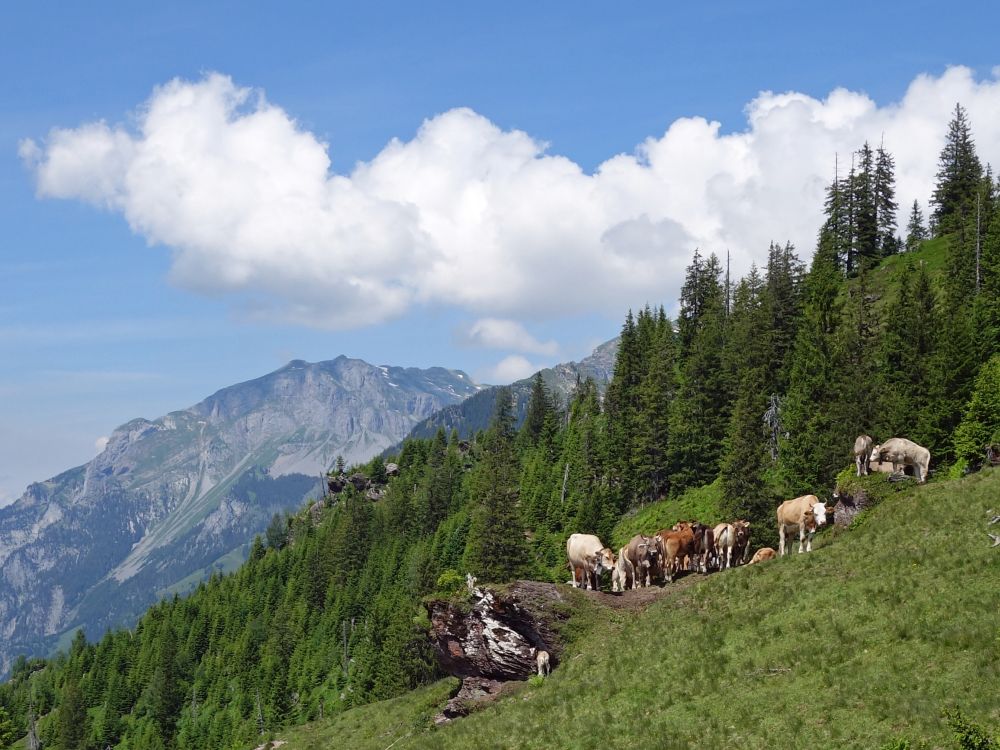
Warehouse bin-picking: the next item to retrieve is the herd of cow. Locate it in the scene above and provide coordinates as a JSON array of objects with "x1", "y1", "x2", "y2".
[{"x1": 565, "y1": 433, "x2": 932, "y2": 593}]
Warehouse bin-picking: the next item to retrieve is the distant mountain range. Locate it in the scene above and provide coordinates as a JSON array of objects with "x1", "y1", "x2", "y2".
[
  {"x1": 0, "y1": 357, "x2": 479, "y2": 676},
  {"x1": 396, "y1": 338, "x2": 618, "y2": 444}
]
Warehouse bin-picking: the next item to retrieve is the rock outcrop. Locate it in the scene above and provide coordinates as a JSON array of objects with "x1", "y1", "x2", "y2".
[{"x1": 426, "y1": 581, "x2": 569, "y2": 721}]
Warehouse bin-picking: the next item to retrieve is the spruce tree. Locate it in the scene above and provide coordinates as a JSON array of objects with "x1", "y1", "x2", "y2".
[
  {"x1": 720, "y1": 267, "x2": 773, "y2": 524},
  {"x1": 56, "y1": 672, "x2": 87, "y2": 750},
  {"x1": 874, "y1": 143, "x2": 899, "y2": 257},
  {"x1": 463, "y1": 387, "x2": 529, "y2": 583},
  {"x1": 668, "y1": 252, "x2": 730, "y2": 493},
  {"x1": 779, "y1": 231, "x2": 845, "y2": 492},
  {"x1": 852, "y1": 142, "x2": 879, "y2": 272},
  {"x1": 932, "y1": 103, "x2": 983, "y2": 234},
  {"x1": 905, "y1": 199, "x2": 927, "y2": 251}
]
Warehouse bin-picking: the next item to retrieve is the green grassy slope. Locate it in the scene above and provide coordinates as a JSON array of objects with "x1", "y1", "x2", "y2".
[{"x1": 273, "y1": 468, "x2": 1000, "y2": 749}]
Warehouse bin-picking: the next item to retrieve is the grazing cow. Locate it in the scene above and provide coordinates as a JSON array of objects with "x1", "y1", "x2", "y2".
[
  {"x1": 870, "y1": 437, "x2": 931, "y2": 483},
  {"x1": 566, "y1": 533, "x2": 616, "y2": 590},
  {"x1": 854, "y1": 435, "x2": 874, "y2": 477},
  {"x1": 530, "y1": 648, "x2": 551, "y2": 677},
  {"x1": 656, "y1": 524, "x2": 695, "y2": 583},
  {"x1": 777, "y1": 495, "x2": 830, "y2": 555},
  {"x1": 625, "y1": 534, "x2": 661, "y2": 588},
  {"x1": 612, "y1": 545, "x2": 634, "y2": 593},
  {"x1": 748, "y1": 547, "x2": 777, "y2": 564}
]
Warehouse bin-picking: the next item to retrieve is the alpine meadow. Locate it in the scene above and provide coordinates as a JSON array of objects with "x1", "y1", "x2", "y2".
[{"x1": 1, "y1": 93, "x2": 998, "y2": 750}]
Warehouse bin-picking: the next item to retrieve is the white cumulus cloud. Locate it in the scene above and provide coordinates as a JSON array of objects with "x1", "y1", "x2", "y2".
[
  {"x1": 458, "y1": 318, "x2": 559, "y2": 356},
  {"x1": 482, "y1": 355, "x2": 540, "y2": 384},
  {"x1": 94, "y1": 436, "x2": 110, "y2": 453},
  {"x1": 21, "y1": 67, "x2": 1000, "y2": 329}
]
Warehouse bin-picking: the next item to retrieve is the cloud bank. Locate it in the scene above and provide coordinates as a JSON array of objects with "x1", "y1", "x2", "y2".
[{"x1": 21, "y1": 67, "x2": 1000, "y2": 330}]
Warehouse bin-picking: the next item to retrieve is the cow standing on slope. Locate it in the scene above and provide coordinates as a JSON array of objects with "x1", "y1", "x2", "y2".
[
  {"x1": 870, "y1": 437, "x2": 931, "y2": 484},
  {"x1": 566, "y1": 533, "x2": 616, "y2": 591},
  {"x1": 854, "y1": 434, "x2": 874, "y2": 477},
  {"x1": 624, "y1": 534, "x2": 662, "y2": 588},
  {"x1": 776, "y1": 495, "x2": 830, "y2": 555}
]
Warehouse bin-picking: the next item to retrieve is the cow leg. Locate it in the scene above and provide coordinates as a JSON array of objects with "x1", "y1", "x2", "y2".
[
  {"x1": 779, "y1": 525, "x2": 785, "y2": 556},
  {"x1": 798, "y1": 526, "x2": 805, "y2": 554}
]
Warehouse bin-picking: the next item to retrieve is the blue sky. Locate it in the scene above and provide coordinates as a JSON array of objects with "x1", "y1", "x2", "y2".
[{"x1": 2, "y1": 1, "x2": 1000, "y2": 503}]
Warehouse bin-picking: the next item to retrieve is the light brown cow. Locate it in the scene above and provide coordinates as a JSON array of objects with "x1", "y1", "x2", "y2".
[
  {"x1": 625, "y1": 534, "x2": 661, "y2": 588},
  {"x1": 657, "y1": 523, "x2": 695, "y2": 583},
  {"x1": 776, "y1": 495, "x2": 830, "y2": 555},
  {"x1": 713, "y1": 523, "x2": 735, "y2": 570},
  {"x1": 871, "y1": 437, "x2": 931, "y2": 483},
  {"x1": 748, "y1": 547, "x2": 777, "y2": 564},
  {"x1": 733, "y1": 520, "x2": 752, "y2": 565},
  {"x1": 566, "y1": 533, "x2": 616, "y2": 590},
  {"x1": 854, "y1": 434, "x2": 874, "y2": 477},
  {"x1": 611, "y1": 545, "x2": 634, "y2": 593}
]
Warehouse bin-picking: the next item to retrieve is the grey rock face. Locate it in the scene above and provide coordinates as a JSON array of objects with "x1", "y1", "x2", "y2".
[
  {"x1": 399, "y1": 338, "x2": 619, "y2": 444},
  {"x1": 0, "y1": 356, "x2": 478, "y2": 675}
]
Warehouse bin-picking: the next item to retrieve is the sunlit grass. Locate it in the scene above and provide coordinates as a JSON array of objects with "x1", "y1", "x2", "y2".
[{"x1": 274, "y1": 468, "x2": 1000, "y2": 749}]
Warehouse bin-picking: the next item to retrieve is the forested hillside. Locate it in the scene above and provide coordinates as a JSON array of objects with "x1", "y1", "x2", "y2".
[{"x1": 1, "y1": 104, "x2": 999, "y2": 749}]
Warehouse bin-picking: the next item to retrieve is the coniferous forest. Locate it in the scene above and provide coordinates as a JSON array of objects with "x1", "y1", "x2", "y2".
[{"x1": 1, "y1": 104, "x2": 999, "y2": 749}]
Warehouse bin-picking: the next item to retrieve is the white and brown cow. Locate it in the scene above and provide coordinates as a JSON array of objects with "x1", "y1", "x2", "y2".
[
  {"x1": 624, "y1": 534, "x2": 661, "y2": 588},
  {"x1": 612, "y1": 545, "x2": 634, "y2": 593},
  {"x1": 854, "y1": 434, "x2": 874, "y2": 477},
  {"x1": 870, "y1": 437, "x2": 931, "y2": 483},
  {"x1": 776, "y1": 495, "x2": 830, "y2": 555},
  {"x1": 566, "y1": 533, "x2": 616, "y2": 590}
]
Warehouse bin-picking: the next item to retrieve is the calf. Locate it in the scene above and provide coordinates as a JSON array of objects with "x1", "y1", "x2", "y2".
[
  {"x1": 612, "y1": 545, "x2": 634, "y2": 593},
  {"x1": 530, "y1": 647, "x2": 551, "y2": 677}
]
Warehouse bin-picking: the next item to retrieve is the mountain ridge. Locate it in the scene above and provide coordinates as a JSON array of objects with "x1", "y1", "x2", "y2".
[{"x1": 0, "y1": 355, "x2": 479, "y2": 676}]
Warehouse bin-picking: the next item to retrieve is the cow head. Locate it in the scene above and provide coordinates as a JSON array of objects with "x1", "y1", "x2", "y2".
[
  {"x1": 595, "y1": 547, "x2": 615, "y2": 574},
  {"x1": 672, "y1": 521, "x2": 691, "y2": 532},
  {"x1": 870, "y1": 443, "x2": 882, "y2": 462},
  {"x1": 810, "y1": 501, "x2": 828, "y2": 527}
]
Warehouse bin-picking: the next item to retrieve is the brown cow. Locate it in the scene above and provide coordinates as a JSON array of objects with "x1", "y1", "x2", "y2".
[
  {"x1": 748, "y1": 547, "x2": 777, "y2": 564},
  {"x1": 657, "y1": 523, "x2": 695, "y2": 583},
  {"x1": 732, "y1": 520, "x2": 752, "y2": 565},
  {"x1": 776, "y1": 495, "x2": 830, "y2": 555}
]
